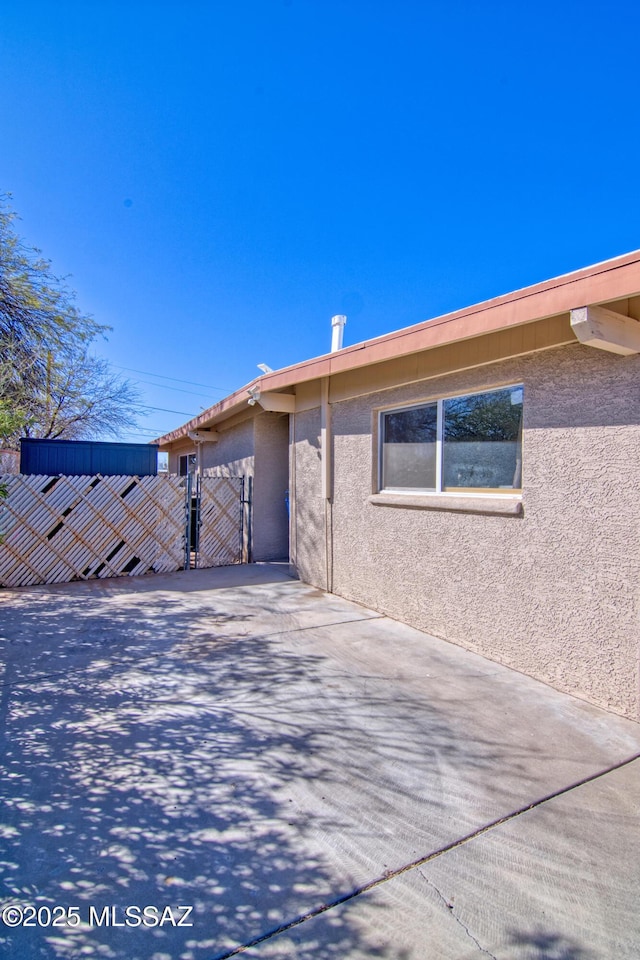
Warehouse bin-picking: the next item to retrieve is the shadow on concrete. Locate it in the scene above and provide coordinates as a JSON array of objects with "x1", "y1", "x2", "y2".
[
  {"x1": 506, "y1": 927, "x2": 597, "y2": 960},
  {"x1": 0, "y1": 570, "x2": 564, "y2": 959}
]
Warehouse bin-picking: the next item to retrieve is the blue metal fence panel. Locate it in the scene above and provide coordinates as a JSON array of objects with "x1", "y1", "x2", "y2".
[{"x1": 20, "y1": 439, "x2": 158, "y2": 477}]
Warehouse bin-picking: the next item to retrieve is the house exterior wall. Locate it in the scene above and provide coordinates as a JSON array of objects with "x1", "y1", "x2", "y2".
[
  {"x1": 200, "y1": 416, "x2": 255, "y2": 479},
  {"x1": 252, "y1": 412, "x2": 289, "y2": 561},
  {"x1": 168, "y1": 440, "x2": 196, "y2": 476},
  {"x1": 291, "y1": 407, "x2": 326, "y2": 588},
  {"x1": 196, "y1": 412, "x2": 289, "y2": 562},
  {"x1": 292, "y1": 343, "x2": 640, "y2": 721}
]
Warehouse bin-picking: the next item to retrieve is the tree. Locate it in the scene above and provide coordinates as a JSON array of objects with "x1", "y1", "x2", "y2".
[
  {"x1": 9, "y1": 350, "x2": 141, "y2": 441},
  {"x1": 0, "y1": 196, "x2": 140, "y2": 447},
  {"x1": 443, "y1": 390, "x2": 522, "y2": 441}
]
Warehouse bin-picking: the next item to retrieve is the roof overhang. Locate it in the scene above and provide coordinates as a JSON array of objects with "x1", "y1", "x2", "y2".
[{"x1": 156, "y1": 249, "x2": 640, "y2": 447}]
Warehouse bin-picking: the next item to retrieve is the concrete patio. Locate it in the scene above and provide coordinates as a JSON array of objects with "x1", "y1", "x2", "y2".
[{"x1": 0, "y1": 563, "x2": 638, "y2": 959}]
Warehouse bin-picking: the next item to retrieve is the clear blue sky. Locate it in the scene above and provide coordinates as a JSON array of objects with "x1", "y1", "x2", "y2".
[{"x1": 2, "y1": 0, "x2": 639, "y2": 442}]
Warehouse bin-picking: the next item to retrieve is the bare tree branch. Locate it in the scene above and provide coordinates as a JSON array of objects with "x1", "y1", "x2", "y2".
[{"x1": 0, "y1": 196, "x2": 142, "y2": 447}]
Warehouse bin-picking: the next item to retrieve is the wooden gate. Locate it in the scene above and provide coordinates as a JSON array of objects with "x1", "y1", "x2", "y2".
[{"x1": 191, "y1": 475, "x2": 247, "y2": 569}]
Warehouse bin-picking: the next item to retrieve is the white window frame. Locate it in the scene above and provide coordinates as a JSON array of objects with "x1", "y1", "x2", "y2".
[{"x1": 378, "y1": 383, "x2": 523, "y2": 497}]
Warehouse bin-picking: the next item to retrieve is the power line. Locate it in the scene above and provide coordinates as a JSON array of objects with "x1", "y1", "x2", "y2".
[
  {"x1": 140, "y1": 405, "x2": 197, "y2": 416},
  {"x1": 127, "y1": 377, "x2": 214, "y2": 399},
  {"x1": 113, "y1": 364, "x2": 230, "y2": 392}
]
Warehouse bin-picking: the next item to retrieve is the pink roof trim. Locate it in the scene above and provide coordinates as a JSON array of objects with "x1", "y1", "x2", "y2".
[{"x1": 157, "y1": 249, "x2": 640, "y2": 445}]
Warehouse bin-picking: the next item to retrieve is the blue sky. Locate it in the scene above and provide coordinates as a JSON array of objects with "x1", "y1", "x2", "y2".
[{"x1": 2, "y1": 1, "x2": 640, "y2": 441}]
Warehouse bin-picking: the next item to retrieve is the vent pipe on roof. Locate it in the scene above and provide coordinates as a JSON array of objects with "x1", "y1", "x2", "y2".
[{"x1": 331, "y1": 315, "x2": 347, "y2": 352}]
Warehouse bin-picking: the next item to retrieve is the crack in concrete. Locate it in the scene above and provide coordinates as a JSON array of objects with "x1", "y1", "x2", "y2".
[
  {"x1": 209, "y1": 751, "x2": 640, "y2": 959},
  {"x1": 3, "y1": 596, "x2": 638, "y2": 958},
  {"x1": 416, "y1": 866, "x2": 498, "y2": 959}
]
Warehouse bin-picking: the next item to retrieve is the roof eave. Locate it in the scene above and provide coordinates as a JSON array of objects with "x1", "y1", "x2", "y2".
[{"x1": 155, "y1": 248, "x2": 640, "y2": 447}]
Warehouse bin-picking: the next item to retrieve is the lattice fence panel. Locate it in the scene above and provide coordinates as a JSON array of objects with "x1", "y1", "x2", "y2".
[
  {"x1": 197, "y1": 476, "x2": 244, "y2": 568},
  {"x1": 0, "y1": 474, "x2": 188, "y2": 587}
]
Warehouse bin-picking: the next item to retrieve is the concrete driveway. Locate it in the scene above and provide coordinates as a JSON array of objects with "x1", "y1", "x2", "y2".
[{"x1": 1, "y1": 564, "x2": 639, "y2": 960}]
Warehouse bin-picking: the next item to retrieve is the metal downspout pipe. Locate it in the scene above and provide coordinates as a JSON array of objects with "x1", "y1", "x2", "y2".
[
  {"x1": 321, "y1": 377, "x2": 331, "y2": 593},
  {"x1": 321, "y1": 315, "x2": 346, "y2": 593}
]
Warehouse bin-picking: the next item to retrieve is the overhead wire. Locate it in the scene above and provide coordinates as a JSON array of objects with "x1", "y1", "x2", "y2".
[
  {"x1": 125, "y1": 377, "x2": 215, "y2": 399},
  {"x1": 112, "y1": 363, "x2": 230, "y2": 393},
  {"x1": 140, "y1": 405, "x2": 198, "y2": 416},
  {"x1": 111, "y1": 368, "x2": 220, "y2": 439}
]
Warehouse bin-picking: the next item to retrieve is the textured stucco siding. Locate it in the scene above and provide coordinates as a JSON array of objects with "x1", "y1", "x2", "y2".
[
  {"x1": 252, "y1": 413, "x2": 289, "y2": 561},
  {"x1": 198, "y1": 414, "x2": 289, "y2": 561},
  {"x1": 291, "y1": 408, "x2": 326, "y2": 588},
  {"x1": 168, "y1": 443, "x2": 195, "y2": 475},
  {"x1": 200, "y1": 417, "x2": 255, "y2": 479},
  {"x1": 300, "y1": 344, "x2": 640, "y2": 720}
]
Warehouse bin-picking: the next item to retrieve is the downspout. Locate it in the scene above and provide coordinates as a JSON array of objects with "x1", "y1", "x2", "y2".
[
  {"x1": 321, "y1": 377, "x2": 332, "y2": 593},
  {"x1": 321, "y1": 315, "x2": 346, "y2": 594},
  {"x1": 288, "y1": 409, "x2": 296, "y2": 573}
]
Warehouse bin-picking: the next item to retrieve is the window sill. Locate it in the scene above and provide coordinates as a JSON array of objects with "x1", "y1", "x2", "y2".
[{"x1": 369, "y1": 492, "x2": 523, "y2": 516}]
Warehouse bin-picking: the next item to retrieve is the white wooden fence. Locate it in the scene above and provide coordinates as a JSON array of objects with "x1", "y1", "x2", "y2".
[
  {"x1": 0, "y1": 474, "x2": 245, "y2": 588},
  {"x1": 196, "y1": 475, "x2": 245, "y2": 569}
]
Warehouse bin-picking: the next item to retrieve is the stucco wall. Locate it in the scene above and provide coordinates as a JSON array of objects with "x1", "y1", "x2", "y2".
[
  {"x1": 294, "y1": 344, "x2": 640, "y2": 721},
  {"x1": 167, "y1": 442, "x2": 196, "y2": 476},
  {"x1": 291, "y1": 408, "x2": 326, "y2": 588},
  {"x1": 252, "y1": 412, "x2": 289, "y2": 561},
  {"x1": 198, "y1": 413, "x2": 289, "y2": 561},
  {"x1": 200, "y1": 417, "x2": 255, "y2": 479}
]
